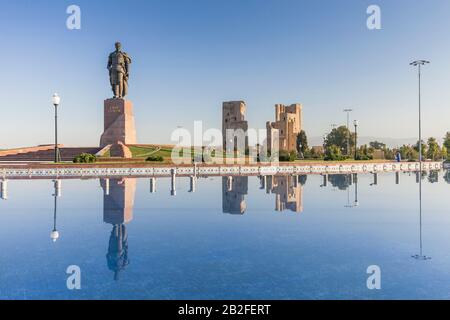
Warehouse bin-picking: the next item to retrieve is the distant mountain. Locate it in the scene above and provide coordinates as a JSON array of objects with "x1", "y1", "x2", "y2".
[{"x1": 309, "y1": 136, "x2": 417, "y2": 148}]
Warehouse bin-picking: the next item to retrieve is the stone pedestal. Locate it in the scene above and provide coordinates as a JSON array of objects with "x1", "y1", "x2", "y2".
[{"x1": 100, "y1": 98, "x2": 136, "y2": 148}]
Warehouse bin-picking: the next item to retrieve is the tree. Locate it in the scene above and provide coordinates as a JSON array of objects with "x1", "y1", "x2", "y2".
[
  {"x1": 369, "y1": 141, "x2": 386, "y2": 150},
  {"x1": 308, "y1": 146, "x2": 324, "y2": 160},
  {"x1": 441, "y1": 145, "x2": 448, "y2": 160},
  {"x1": 414, "y1": 140, "x2": 427, "y2": 160},
  {"x1": 383, "y1": 147, "x2": 395, "y2": 160},
  {"x1": 399, "y1": 144, "x2": 418, "y2": 161},
  {"x1": 325, "y1": 126, "x2": 355, "y2": 155},
  {"x1": 444, "y1": 132, "x2": 450, "y2": 151},
  {"x1": 296, "y1": 130, "x2": 309, "y2": 158},
  {"x1": 356, "y1": 144, "x2": 373, "y2": 160},
  {"x1": 324, "y1": 145, "x2": 345, "y2": 161},
  {"x1": 426, "y1": 137, "x2": 440, "y2": 160}
]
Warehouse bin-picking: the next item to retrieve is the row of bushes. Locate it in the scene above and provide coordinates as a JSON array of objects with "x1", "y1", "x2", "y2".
[
  {"x1": 278, "y1": 147, "x2": 373, "y2": 162},
  {"x1": 146, "y1": 155, "x2": 164, "y2": 162}
]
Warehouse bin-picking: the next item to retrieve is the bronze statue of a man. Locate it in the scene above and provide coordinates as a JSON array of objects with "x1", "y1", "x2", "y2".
[{"x1": 108, "y1": 42, "x2": 131, "y2": 99}]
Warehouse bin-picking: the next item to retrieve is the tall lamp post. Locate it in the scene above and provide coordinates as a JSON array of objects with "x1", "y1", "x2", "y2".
[
  {"x1": 353, "y1": 120, "x2": 359, "y2": 160},
  {"x1": 343, "y1": 109, "x2": 353, "y2": 155},
  {"x1": 52, "y1": 93, "x2": 61, "y2": 163},
  {"x1": 410, "y1": 59, "x2": 430, "y2": 261}
]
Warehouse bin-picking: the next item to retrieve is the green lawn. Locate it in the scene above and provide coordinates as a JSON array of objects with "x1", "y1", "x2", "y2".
[
  {"x1": 128, "y1": 145, "x2": 161, "y2": 158},
  {"x1": 101, "y1": 145, "x2": 174, "y2": 160},
  {"x1": 128, "y1": 146, "x2": 222, "y2": 160},
  {"x1": 128, "y1": 145, "x2": 185, "y2": 163}
]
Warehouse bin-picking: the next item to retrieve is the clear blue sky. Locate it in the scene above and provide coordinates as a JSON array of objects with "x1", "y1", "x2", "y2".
[{"x1": 1, "y1": 0, "x2": 450, "y2": 148}]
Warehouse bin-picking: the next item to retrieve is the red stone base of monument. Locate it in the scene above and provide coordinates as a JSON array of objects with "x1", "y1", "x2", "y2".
[{"x1": 100, "y1": 98, "x2": 136, "y2": 158}]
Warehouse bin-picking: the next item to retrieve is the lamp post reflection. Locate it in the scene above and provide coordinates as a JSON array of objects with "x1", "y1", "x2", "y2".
[
  {"x1": 342, "y1": 174, "x2": 359, "y2": 208},
  {"x1": 0, "y1": 180, "x2": 7, "y2": 200},
  {"x1": 370, "y1": 173, "x2": 378, "y2": 186},
  {"x1": 320, "y1": 174, "x2": 328, "y2": 187},
  {"x1": 412, "y1": 171, "x2": 431, "y2": 260},
  {"x1": 259, "y1": 175, "x2": 267, "y2": 190},
  {"x1": 411, "y1": 195, "x2": 431, "y2": 260},
  {"x1": 150, "y1": 177, "x2": 156, "y2": 193},
  {"x1": 189, "y1": 176, "x2": 197, "y2": 193},
  {"x1": 171, "y1": 169, "x2": 177, "y2": 196},
  {"x1": 50, "y1": 180, "x2": 62, "y2": 242}
]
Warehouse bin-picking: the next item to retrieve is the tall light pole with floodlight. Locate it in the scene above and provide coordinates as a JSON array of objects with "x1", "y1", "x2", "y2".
[{"x1": 52, "y1": 93, "x2": 61, "y2": 163}]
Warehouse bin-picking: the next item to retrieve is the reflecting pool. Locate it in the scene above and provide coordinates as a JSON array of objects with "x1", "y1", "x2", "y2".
[{"x1": 0, "y1": 171, "x2": 449, "y2": 299}]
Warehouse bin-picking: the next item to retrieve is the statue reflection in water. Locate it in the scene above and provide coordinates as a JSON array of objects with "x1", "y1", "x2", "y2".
[{"x1": 100, "y1": 178, "x2": 136, "y2": 280}]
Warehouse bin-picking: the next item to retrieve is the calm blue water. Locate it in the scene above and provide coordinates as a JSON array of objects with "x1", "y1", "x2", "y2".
[{"x1": 0, "y1": 171, "x2": 449, "y2": 300}]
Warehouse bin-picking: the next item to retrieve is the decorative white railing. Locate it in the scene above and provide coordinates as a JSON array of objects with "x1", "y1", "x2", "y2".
[{"x1": 0, "y1": 162, "x2": 444, "y2": 180}]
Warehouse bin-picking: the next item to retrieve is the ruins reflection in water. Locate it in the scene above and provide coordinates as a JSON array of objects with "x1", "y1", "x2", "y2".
[{"x1": 222, "y1": 175, "x2": 306, "y2": 215}]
